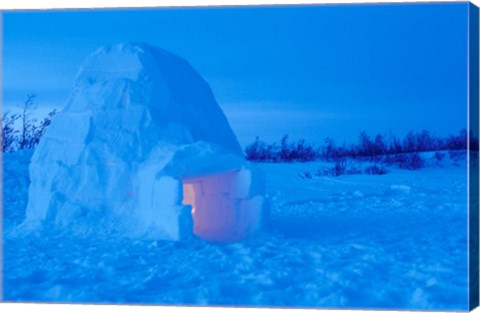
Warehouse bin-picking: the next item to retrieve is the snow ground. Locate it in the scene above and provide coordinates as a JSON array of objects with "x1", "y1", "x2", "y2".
[{"x1": 2, "y1": 150, "x2": 469, "y2": 310}]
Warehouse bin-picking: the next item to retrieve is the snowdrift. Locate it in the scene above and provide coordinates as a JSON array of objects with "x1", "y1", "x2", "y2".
[{"x1": 24, "y1": 43, "x2": 265, "y2": 242}]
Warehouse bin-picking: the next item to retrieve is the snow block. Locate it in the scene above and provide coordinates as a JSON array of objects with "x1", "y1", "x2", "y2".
[{"x1": 24, "y1": 42, "x2": 265, "y2": 242}]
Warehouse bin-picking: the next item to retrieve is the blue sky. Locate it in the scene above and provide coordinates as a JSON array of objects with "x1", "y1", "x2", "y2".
[{"x1": 2, "y1": 3, "x2": 469, "y2": 146}]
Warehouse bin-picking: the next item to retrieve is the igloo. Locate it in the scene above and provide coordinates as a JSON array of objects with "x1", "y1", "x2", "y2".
[{"x1": 24, "y1": 43, "x2": 265, "y2": 242}]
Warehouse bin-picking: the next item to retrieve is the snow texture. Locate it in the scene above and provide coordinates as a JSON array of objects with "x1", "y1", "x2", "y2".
[
  {"x1": 3, "y1": 151, "x2": 469, "y2": 309},
  {"x1": 23, "y1": 43, "x2": 264, "y2": 241}
]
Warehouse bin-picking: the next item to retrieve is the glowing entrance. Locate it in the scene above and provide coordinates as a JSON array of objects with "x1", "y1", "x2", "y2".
[
  {"x1": 182, "y1": 182, "x2": 198, "y2": 216},
  {"x1": 181, "y1": 169, "x2": 264, "y2": 243}
]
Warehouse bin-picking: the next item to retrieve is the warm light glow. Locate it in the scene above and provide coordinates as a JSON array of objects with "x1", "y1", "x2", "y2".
[
  {"x1": 182, "y1": 183, "x2": 196, "y2": 214},
  {"x1": 181, "y1": 169, "x2": 262, "y2": 242}
]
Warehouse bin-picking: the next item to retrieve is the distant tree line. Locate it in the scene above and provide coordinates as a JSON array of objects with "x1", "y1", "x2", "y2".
[
  {"x1": 2, "y1": 93, "x2": 478, "y2": 169},
  {"x1": 245, "y1": 135, "x2": 318, "y2": 162},
  {"x1": 245, "y1": 129, "x2": 478, "y2": 164},
  {"x1": 1, "y1": 94, "x2": 57, "y2": 152}
]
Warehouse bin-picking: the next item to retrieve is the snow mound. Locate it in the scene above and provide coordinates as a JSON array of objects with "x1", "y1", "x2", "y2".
[
  {"x1": 24, "y1": 43, "x2": 264, "y2": 242},
  {"x1": 389, "y1": 184, "x2": 412, "y2": 194}
]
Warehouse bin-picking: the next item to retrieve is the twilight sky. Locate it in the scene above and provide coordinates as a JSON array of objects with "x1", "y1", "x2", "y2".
[{"x1": 1, "y1": 3, "x2": 469, "y2": 146}]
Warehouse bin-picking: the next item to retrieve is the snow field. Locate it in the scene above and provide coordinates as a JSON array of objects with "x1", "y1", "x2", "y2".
[{"x1": 2, "y1": 151, "x2": 469, "y2": 309}]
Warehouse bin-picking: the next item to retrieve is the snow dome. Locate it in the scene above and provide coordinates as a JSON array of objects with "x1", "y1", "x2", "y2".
[{"x1": 24, "y1": 43, "x2": 265, "y2": 242}]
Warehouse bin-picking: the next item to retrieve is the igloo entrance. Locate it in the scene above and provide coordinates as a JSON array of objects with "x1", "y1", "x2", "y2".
[{"x1": 181, "y1": 169, "x2": 264, "y2": 243}]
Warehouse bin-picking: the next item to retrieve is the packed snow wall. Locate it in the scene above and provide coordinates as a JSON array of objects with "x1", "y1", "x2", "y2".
[{"x1": 24, "y1": 43, "x2": 265, "y2": 242}]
